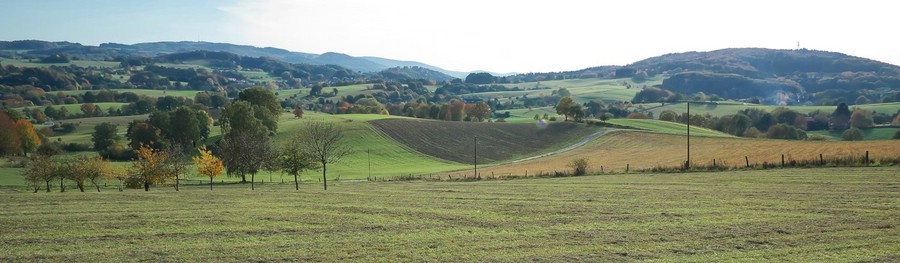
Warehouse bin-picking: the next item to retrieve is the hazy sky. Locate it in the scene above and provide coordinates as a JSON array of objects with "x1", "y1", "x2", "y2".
[{"x1": 3, "y1": 0, "x2": 898, "y2": 73}]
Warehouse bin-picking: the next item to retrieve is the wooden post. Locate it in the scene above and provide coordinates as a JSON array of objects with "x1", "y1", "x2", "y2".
[
  {"x1": 781, "y1": 154, "x2": 785, "y2": 168},
  {"x1": 600, "y1": 166, "x2": 604, "y2": 173},
  {"x1": 745, "y1": 156, "x2": 750, "y2": 168},
  {"x1": 713, "y1": 159, "x2": 716, "y2": 167},
  {"x1": 626, "y1": 164, "x2": 629, "y2": 173},
  {"x1": 525, "y1": 170, "x2": 528, "y2": 177},
  {"x1": 865, "y1": 151, "x2": 869, "y2": 165},
  {"x1": 819, "y1": 154, "x2": 824, "y2": 165}
]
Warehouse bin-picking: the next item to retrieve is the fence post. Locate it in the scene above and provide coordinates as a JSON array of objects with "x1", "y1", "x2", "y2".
[
  {"x1": 600, "y1": 166, "x2": 604, "y2": 173},
  {"x1": 745, "y1": 156, "x2": 750, "y2": 168},
  {"x1": 525, "y1": 170, "x2": 528, "y2": 177},
  {"x1": 820, "y1": 154, "x2": 824, "y2": 166},
  {"x1": 713, "y1": 159, "x2": 716, "y2": 167},
  {"x1": 865, "y1": 151, "x2": 869, "y2": 165},
  {"x1": 781, "y1": 154, "x2": 785, "y2": 168},
  {"x1": 626, "y1": 164, "x2": 629, "y2": 173}
]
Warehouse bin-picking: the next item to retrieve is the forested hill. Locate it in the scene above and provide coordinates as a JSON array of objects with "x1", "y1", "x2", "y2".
[
  {"x1": 0, "y1": 40, "x2": 464, "y2": 77},
  {"x1": 626, "y1": 48, "x2": 900, "y2": 104}
]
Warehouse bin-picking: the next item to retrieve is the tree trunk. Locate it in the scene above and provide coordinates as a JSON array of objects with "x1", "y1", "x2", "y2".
[
  {"x1": 251, "y1": 172, "x2": 255, "y2": 190},
  {"x1": 32, "y1": 186, "x2": 39, "y2": 193},
  {"x1": 294, "y1": 174, "x2": 299, "y2": 190},
  {"x1": 78, "y1": 184, "x2": 84, "y2": 192},
  {"x1": 95, "y1": 184, "x2": 101, "y2": 192},
  {"x1": 175, "y1": 175, "x2": 179, "y2": 191},
  {"x1": 60, "y1": 178, "x2": 65, "y2": 192},
  {"x1": 144, "y1": 181, "x2": 150, "y2": 191},
  {"x1": 210, "y1": 177, "x2": 213, "y2": 191},
  {"x1": 241, "y1": 174, "x2": 247, "y2": 183},
  {"x1": 45, "y1": 180, "x2": 51, "y2": 192},
  {"x1": 322, "y1": 164, "x2": 327, "y2": 191}
]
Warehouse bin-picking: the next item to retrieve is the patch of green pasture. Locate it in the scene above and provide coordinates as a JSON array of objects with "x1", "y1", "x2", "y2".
[
  {"x1": 808, "y1": 127, "x2": 900, "y2": 141},
  {"x1": 274, "y1": 112, "x2": 469, "y2": 179},
  {"x1": 21, "y1": 102, "x2": 129, "y2": 113},
  {"x1": 607, "y1": 118, "x2": 734, "y2": 137},
  {"x1": 0, "y1": 168, "x2": 897, "y2": 262}
]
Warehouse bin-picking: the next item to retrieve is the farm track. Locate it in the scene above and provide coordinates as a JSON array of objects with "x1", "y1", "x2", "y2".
[{"x1": 510, "y1": 129, "x2": 621, "y2": 163}]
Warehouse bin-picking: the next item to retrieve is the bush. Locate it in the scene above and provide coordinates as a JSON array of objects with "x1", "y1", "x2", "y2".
[
  {"x1": 61, "y1": 142, "x2": 91, "y2": 152},
  {"x1": 549, "y1": 117, "x2": 558, "y2": 121},
  {"x1": 895, "y1": 130, "x2": 900, "y2": 139},
  {"x1": 124, "y1": 175, "x2": 144, "y2": 189},
  {"x1": 841, "y1": 128, "x2": 864, "y2": 141},
  {"x1": 568, "y1": 158, "x2": 589, "y2": 176},
  {"x1": 806, "y1": 134, "x2": 831, "y2": 141}
]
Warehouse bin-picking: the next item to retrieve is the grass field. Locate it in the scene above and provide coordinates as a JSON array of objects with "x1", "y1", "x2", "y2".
[
  {"x1": 0, "y1": 167, "x2": 897, "y2": 261},
  {"x1": 471, "y1": 131, "x2": 900, "y2": 176},
  {"x1": 20, "y1": 102, "x2": 129, "y2": 114},
  {"x1": 808, "y1": 127, "x2": 900, "y2": 141},
  {"x1": 606, "y1": 118, "x2": 733, "y2": 137}
]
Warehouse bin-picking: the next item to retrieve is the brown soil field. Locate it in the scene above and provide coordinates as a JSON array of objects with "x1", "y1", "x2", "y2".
[
  {"x1": 449, "y1": 131, "x2": 900, "y2": 177},
  {"x1": 369, "y1": 119, "x2": 599, "y2": 164}
]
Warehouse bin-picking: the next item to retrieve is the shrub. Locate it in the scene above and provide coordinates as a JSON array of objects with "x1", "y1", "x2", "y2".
[
  {"x1": 895, "y1": 130, "x2": 900, "y2": 139},
  {"x1": 806, "y1": 134, "x2": 831, "y2": 141},
  {"x1": 62, "y1": 142, "x2": 91, "y2": 152},
  {"x1": 568, "y1": 158, "x2": 589, "y2": 176},
  {"x1": 549, "y1": 117, "x2": 558, "y2": 121},
  {"x1": 841, "y1": 128, "x2": 864, "y2": 141}
]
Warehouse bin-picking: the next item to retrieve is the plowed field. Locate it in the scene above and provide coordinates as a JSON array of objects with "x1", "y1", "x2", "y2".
[{"x1": 370, "y1": 119, "x2": 600, "y2": 164}]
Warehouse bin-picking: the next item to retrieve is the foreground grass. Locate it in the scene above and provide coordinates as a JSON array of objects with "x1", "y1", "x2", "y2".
[{"x1": 1, "y1": 167, "x2": 897, "y2": 261}]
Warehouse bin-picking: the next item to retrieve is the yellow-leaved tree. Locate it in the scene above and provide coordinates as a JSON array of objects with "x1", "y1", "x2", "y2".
[
  {"x1": 131, "y1": 144, "x2": 171, "y2": 191},
  {"x1": 193, "y1": 146, "x2": 223, "y2": 190}
]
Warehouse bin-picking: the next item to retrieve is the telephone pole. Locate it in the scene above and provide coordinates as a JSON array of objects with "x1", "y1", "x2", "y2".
[
  {"x1": 474, "y1": 136, "x2": 478, "y2": 178},
  {"x1": 686, "y1": 102, "x2": 691, "y2": 169}
]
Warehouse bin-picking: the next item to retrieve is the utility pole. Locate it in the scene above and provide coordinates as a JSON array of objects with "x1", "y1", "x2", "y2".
[
  {"x1": 686, "y1": 102, "x2": 691, "y2": 169},
  {"x1": 367, "y1": 148, "x2": 371, "y2": 181},
  {"x1": 474, "y1": 137, "x2": 478, "y2": 177}
]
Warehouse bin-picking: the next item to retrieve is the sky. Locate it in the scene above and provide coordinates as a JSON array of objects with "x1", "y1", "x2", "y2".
[{"x1": 2, "y1": 0, "x2": 898, "y2": 73}]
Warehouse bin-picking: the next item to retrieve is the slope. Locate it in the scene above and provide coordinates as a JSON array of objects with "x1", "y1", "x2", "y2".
[{"x1": 370, "y1": 118, "x2": 600, "y2": 164}]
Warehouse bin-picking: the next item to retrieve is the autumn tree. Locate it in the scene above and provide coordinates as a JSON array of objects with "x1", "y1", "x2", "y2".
[
  {"x1": 131, "y1": 144, "x2": 171, "y2": 191},
  {"x1": 0, "y1": 111, "x2": 23, "y2": 156},
  {"x1": 14, "y1": 119, "x2": 41, "y2": 155},
  {"x1": 465, "y1": 101, "x2": 492, "y2": 122},
  {"x1": 193, "y1": 146, "x2": 223, "y2": 190},
  {"x1": 555, "y1": 96, "x2": 578, "y2": 121},
  {"x1": 23, "y1": 155, "x2": 55, "y2": 193},
  {"x1": 279, "y1": 133, "x2": 320, "y2": 190},
  {"x1": 849, "y1": 109, "x2": 874, "y2": 128},
  {"x1": 126, "y1": 120, "x2": 163, "y2": 150},
  {"x1": 83, "y1": 157, "x2": 113, "y2": 192},
  {"x1": 298, "y1": 121, "x2": 351, "y2": 190}
]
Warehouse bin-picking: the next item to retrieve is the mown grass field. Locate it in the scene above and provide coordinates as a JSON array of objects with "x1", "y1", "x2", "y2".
[
  {"x1": 0, "y1": 167, "x2": 897, "y2": 261},
  {"x1": 20, "y1": 102, "x2": 129, "y2": 114},
  {"x1": 472, "y1": 131, "x2": 900, "y2": 177}
]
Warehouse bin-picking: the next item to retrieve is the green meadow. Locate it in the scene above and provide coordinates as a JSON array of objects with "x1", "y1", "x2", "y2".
[{"x1": 1, "y1": 167, "x2": 897, "y2": 262}]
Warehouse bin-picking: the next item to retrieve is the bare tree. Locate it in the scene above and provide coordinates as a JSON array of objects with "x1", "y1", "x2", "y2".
[
  {"x1": 220, "y1": 130, "x2": 272, "y2": 190},
  {"x1": 278, "y1": 133, "x2": 320, "y2": 190},
  {"x1": 299, "y1": 121, "x2": 351, "y2": 190}
]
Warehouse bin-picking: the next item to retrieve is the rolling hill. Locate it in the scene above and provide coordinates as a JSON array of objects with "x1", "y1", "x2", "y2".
[
  {"x1": 0, "y1": 40, "x2": 466, "y2": 77},
  {"x1": 629, "y1": 48, "x2": 900, "y2": 104}
]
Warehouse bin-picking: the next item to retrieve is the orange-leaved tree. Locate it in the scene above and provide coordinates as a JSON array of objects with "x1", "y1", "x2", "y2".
[
  {"x1": 131, "y1": 144, "x2": 171, "y2": 191},
  {"x1": 193, "y1": 146, "x2": 223, "y2": 190},
  {"x1": 15, "y1": 119, "x2": 41, "y2": 156}
]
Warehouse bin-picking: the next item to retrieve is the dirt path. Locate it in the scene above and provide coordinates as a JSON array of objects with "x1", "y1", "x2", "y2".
[{"x1": 509, "y1": 129, "x2": 621, "y2": 163}]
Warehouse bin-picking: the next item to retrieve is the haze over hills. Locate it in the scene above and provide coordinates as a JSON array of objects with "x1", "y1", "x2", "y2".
[
  {"x1": 2, "y1": 39, "x2": 899, "y2": 105},
  {"x1": 0, "y1": 40, "x2": 471, "y2": 78}
]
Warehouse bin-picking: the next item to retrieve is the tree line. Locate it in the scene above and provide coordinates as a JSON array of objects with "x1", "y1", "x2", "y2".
[{"x1": 13, "y1": 87, "x2": 352, "y2": 192}]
